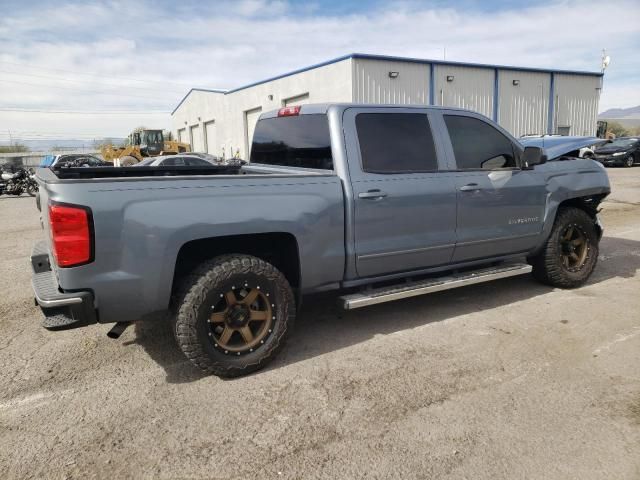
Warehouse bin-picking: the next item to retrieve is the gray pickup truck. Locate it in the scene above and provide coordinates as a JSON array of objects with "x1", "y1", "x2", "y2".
[{"x1": 32, "y1": 104, "x2": 610, "y2": 377}]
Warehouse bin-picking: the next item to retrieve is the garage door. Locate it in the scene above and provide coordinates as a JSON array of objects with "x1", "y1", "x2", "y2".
[
  {"x1": 204, "y1": 121, "x2": 216, "y2": 155},
  {"x1": 178, "y1": 128, "x2": 186, "y2": 143},
  {"x1": 190, "y1": 124, "x2": 203, "y2": 152},
  {"x1": 245, "y1": 107, "x2": 262, "y2": 157},
  {"x1": 283, "y1": 93, "x2": 310, "y2": 106}
]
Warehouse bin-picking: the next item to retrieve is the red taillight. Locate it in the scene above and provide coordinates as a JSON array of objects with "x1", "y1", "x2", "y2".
[
  {"x1": 277, "y1": 105, "x2": 301, "y2": 117},
  {"x1": 48, "y1": 203, "x2": 93, "y2": 267}
]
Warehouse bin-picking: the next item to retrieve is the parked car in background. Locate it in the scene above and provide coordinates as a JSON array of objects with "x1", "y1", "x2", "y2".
[
  {"x1": 593, "y1": 137, "x2": 640, "y2": 168},
  {"x1": 42, "y1": 154, "x2": 111, "y2": 168},
  {"x1": 133, "y1": 153, "x2": 220, "y2": 167}
]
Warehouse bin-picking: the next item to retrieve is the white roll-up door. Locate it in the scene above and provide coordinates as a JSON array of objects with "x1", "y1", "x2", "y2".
[
  {"x1": 245, "y1": 107, "x2": 262, "y2": 158},
  {"x1": 204, "y1": 121, "x2": 216, "y2": 155},
  {"x1": 283, "y1": 93, "x2": 310, "y2": 106},
  {"x1": 190, "y1": 124, "x2": 202, "y2": 152}
]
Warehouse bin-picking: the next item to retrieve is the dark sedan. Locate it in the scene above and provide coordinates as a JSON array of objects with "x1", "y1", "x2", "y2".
[{"x1": 594, "y1": 137, "x2": 640, "y2": 167}]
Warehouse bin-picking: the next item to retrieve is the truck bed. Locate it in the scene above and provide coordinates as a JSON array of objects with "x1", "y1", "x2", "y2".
[
  {"x1": 48, "y1": 163, "x2": 327, "y2": 180},
  {"x1": 35, "y1": 164, "x2": 346, "y2": 324}
]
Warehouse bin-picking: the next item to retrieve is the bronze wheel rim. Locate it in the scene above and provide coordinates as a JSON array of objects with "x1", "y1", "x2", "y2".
[
  {"x1": 559, "y1": 224, "x2": 589, "y2": 271},
  {"x1": 209, "y1": 286, "x2": 273, "y2": 354}
]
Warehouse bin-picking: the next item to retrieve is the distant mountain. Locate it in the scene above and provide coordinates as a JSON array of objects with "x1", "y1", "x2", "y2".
[{"x1": 599, "y1": 105, "x2": 640, "y2": 119}]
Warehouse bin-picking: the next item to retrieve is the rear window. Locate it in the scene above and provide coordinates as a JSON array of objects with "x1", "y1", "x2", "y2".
[{"x1": 250, "y1": 114, "x2": 333, "y2": 170}]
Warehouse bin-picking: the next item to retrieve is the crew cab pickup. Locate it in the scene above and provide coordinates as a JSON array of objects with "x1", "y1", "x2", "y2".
[{"x1": 32, "y1": 104, "x2": 610, "y2": 377}]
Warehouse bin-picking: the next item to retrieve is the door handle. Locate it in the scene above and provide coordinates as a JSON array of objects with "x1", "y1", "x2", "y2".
[
  {"x1": 358, "y1": 189, "x2": 388, "y2": 200},
  {"x1": 459, "y1": 183, "x2": 480, "y2": 192}
]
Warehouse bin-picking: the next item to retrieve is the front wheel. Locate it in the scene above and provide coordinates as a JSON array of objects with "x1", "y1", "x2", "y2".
[
  {"x1": 173, "y1": 255, "x2": 295, "y2": 377},
  {"x1": 530, "y1": 207, "x2": 599, "y2": 288},
  {"x1": 624, "y1": 156, "x2": 634, "y2": 168},
  {"x1": 26, "y1": 183, "x2": 36, "y2": 196}
]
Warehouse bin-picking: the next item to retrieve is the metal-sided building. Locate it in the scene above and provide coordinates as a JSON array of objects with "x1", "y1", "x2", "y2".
[{"x1": 171, "y1": 53, "x2": 603, "y2": 159}]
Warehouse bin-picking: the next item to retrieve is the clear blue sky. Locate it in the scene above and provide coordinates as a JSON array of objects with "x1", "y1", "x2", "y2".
[{"x1": 0, "y1": 0, "x2": 638, "y2": 141}]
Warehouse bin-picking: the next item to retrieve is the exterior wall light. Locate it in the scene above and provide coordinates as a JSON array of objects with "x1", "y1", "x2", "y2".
[
  {"x1": 512, "y1": 79, "x2": 520, "y2": 86},
  {"x1": 268, "y1": 94, "x2": 274, "y2": 100},
  {"x1": 388, "y1": 71, "x2": 399, "y2": 78},
  {"x1": 446, "y1": 75, "x2": 454, "y2": 82}
]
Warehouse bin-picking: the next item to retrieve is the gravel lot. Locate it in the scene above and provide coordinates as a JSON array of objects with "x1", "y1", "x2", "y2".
[{"x1": 1, "y1": 168, "x2": 639, "y2": 480}]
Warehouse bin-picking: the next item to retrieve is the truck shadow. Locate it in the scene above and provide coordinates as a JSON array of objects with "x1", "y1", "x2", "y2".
[{"x1": 131, "y1": 235, "x2": 640, "y2": 383}]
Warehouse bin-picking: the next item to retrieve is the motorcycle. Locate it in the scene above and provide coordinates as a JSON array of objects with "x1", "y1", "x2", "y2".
[{"x1": 0, "y1": 168, "x2": 37, "y2": 197}]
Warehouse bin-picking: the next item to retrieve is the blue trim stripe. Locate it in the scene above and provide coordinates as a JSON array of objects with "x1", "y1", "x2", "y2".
[
  {"x1": 172, "y1": 52, "x2": 602, "y2": 115},
  {"x1": 350, "y1": 53, "x2": 603, "y2": 77},
  {"x1": 547, "y1": 73, "x2": 555, "y2": 134},
  {"x1": 171, "y1": 88, "x2": 227, "y2": 115},
  {"x1": 493, "y1": 68, "x2": 499, "y2": 122},
  {"x1": 429, "y1": 63, "x2": 435, "y2": 105},
  {"x1": 224, "y1": 54, "x2": 355, "y2": 95}
]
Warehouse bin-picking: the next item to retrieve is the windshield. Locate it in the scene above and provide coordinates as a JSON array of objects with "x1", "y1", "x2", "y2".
[
  {"x1": 143, "y1": 131, "x2": 163, "y2": 144},
  {"x1": 606, "y1": 138, "x2": 638, "y2": 149}
]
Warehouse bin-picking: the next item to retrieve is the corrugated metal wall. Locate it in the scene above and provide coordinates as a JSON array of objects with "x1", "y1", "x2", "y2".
[
  {"x1": 353, "y1": 58, "x2": 429, "y2": 104},
  {"x1": 498, "y1": 70, "x2": 550, "y2": 137},
  {"x1": 553, "y1": 74, "x2": 601, "y2": 136},
  {"x1": 173, "y1": 56, "x2": 602, "y2": 157},
  {"x1": 433, "y1": 65, "x2": 494, "y2": 119}
]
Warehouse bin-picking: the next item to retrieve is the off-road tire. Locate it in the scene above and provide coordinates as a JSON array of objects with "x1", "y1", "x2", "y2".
[
  {"x1": 172, "y1": 254, "x2": 295, "y2": 377},
  {"x1": 119, "y1": 155, "x2": 138, "y2": 167},
  {"x1": 530, "y1": 207, "x2": 599, "y2": 288}
]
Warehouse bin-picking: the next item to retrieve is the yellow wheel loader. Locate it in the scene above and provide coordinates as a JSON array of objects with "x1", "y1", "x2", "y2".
[{"x1": 101, "y1": 129, "x2": 190, "y2": 166}]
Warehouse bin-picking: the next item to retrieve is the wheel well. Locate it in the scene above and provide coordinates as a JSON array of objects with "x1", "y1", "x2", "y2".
[
  {"x1": 172, "y1": 232, "x2": 301, "y2": 296},
  {"x1": 557, "y1": 194, "x2": 607, "y2": 218}
]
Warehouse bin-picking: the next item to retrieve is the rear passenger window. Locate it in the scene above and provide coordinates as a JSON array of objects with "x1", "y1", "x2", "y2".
[
  {"x1": 356, "y1": 113, "x2": 438, "y2": 173},
  {"x1": 444, "y1": 115, "x2": 517, "y2": 170},
  {"x1": 184, "y1": 158, "x2": 210, "y2": 166},
  {"x1": 162, "y1": 157, "x2": 185, "y2": 166}
]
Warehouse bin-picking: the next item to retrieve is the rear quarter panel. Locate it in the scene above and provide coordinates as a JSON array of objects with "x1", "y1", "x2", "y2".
[{"x1": 40, "y1": 173, "x2": 345, "y2": 323}]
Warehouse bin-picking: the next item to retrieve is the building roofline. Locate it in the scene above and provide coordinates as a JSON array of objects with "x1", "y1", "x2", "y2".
[
  {"x1": 172, "y1": 53, "x2": 604, "y2": 114},
  {"x1": 171, "y1": 88, "x2": 226, "y2": 116},
  {"x1": 349, "y1": 53, "x2": 604, "y2": 77},
  {"x1": 224, "y1": 54, "x2": 354, "y2": 95}
]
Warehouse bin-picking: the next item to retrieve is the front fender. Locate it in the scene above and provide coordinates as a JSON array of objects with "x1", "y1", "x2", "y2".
[{"x1": 533, "y1": 160, "x2": 610, "y2": 252}]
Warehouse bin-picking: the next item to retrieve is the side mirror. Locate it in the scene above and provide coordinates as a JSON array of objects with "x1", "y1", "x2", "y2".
[{"x1": 522, "y1": 146, "x2": 547, "y2": 168}]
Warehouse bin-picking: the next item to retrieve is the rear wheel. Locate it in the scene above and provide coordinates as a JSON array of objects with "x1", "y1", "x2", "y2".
[
  {"x1": 173, "y1": 254, "x2": 295, "y2": 377},
  {"x1": 119, "y1": 155, "x2": 139, "y2": 166},
  {"x1": 530, "y1": 207, "x2": 599, "y2": 288}
]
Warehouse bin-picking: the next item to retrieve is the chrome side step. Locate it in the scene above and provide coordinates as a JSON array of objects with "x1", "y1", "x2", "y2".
[{"x1": 340, "y1": 263, "x2": 532, "y2": 310}]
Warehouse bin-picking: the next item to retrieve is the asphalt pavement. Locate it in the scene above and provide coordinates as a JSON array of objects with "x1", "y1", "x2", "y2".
[{"x1": 1, "y1": 167, "x2": 639, "y2": 479}]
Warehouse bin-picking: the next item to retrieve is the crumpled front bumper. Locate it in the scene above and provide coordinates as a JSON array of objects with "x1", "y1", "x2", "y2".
[
  {"x1": 597, "y1": 156, "x2": 625, "y2": 166},
  {"x1": 31, "y1": 240, "x2": 97, "y2": 330}
]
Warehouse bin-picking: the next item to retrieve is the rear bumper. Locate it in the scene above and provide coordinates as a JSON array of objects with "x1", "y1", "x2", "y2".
[{"x1": 31, "y1": 241, "x2": 97, "y2": 330}]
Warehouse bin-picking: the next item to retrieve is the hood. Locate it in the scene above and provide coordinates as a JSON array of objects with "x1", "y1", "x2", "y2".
[{"x1": 519, "y1": 136, "x2": 607, "y2": 160}]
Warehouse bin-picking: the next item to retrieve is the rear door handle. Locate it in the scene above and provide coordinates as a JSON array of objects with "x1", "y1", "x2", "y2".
[
  {"x1": 459, "y1": 183, "x2": 480, "y2": 192},
  {"x1": 358, "y1": 189, "x2": 388, "y2": 200}
]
